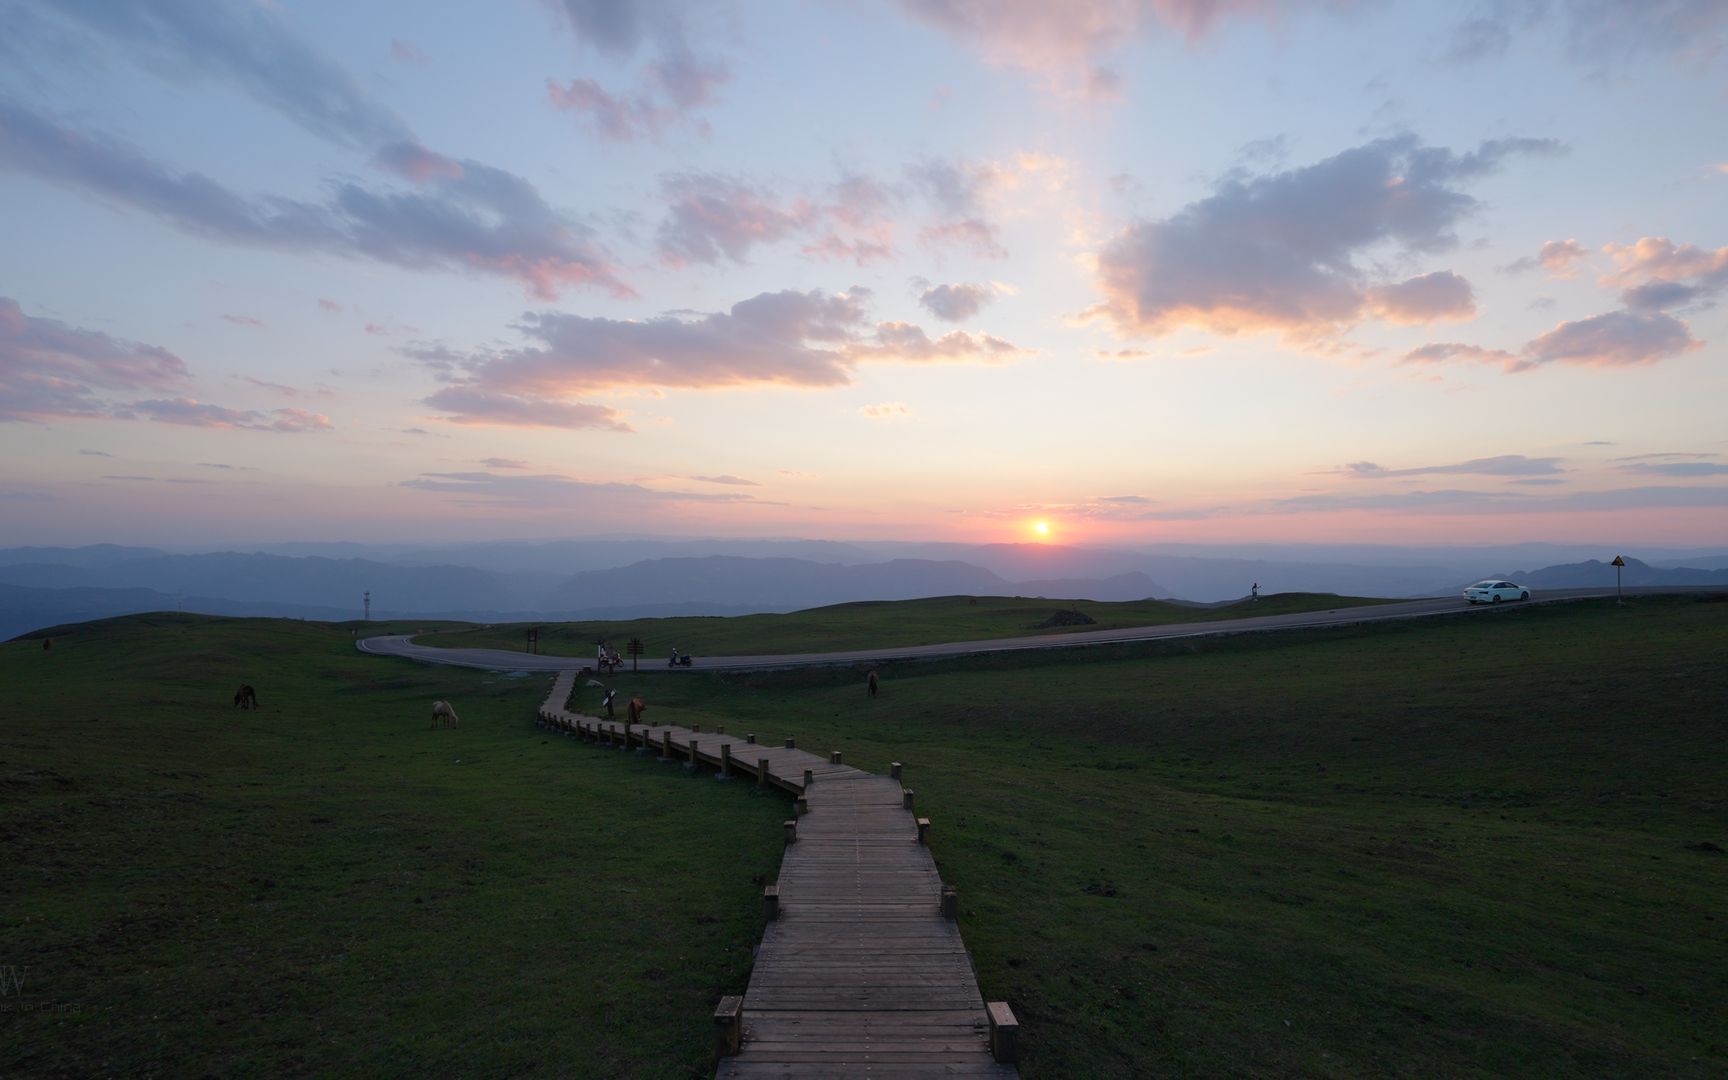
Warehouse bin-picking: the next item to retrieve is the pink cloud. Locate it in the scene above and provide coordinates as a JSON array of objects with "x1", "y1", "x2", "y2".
[
  {"x1": 373, "y1": 141, "x2": 464, "y2": 182},
  {"x1": 547, "y1": 78, "x2": 668, "y2": 142},
  {"x1": 125, "y1": 398, "x2": 333, "y2": 431},
  {"x1": 692, "y1": 474, "x2": 759, "y2": 486},
  {"x1": 917, "y1": 281, "x2": 998, "y2": 321},
  {"x1": 1601, "y1": 236, "x2": 1728, "y2": 309},
  {"x1": 424, "y1": 387, "x2": 632, "y2": 431},
  {"x1": 895, "y1": 0, "x2": 1351, "y2": 95},
  {"x1": 1408, "y1": 309, "x2": 1701, "y2": 373},
  {"x1": 546, "y1": 71, "x2": 729, "y2": 143},
  {"x1": 267, "y1": 407, "x2": 334, "y2": 432},
  {"x1": 412, "y1": 287, "x2": 1024, "y2": 425},
  {"x1": 1364, "y1": 271, "x2": 1477, "y2": 325},
  {"x1": 365, "y1": 323, "x2": 389, "y2": 336},
  {"x1": 222, "y1": 314, "x2": 266, "y2": 328},
  {"x1": 1505, "y1": 238, "x2": 1589, "y2": 277},
  {"x1": 859, "y1": 402, "x2": 913, "y2": 421},
  {"x1": 317, "y1": 298, "x2": 343, "y2": 312},
  {"x1": 843, "y1": 322, "x2": 1022, "y2": 364},
  {"x1": 238, "y1": 375, "x2": 314, "y2": 397},
  {"x1": 390, "y1": 39, "x2": 429, "y2": 65},
  {"x1": 1522, "y1": 310, "x2": 1700, "y2": 369},
  {"x1": 0, "y1": 99, "x2": 627, "y2": 300},
  {"x1": 399, "y1": 471, "x2": 756, "y2": 506},
  {"x1": 1403, "y1": 342, "x2": 1520, "y2": 368},
  {"x1": 1342, "y1": 455, "x2": 1563, "y2": 479},
  {"x1": 1086, "y1": 135, "x2": 1559, "y2": 340},
  {"x1": 541, "y1": 1, "x2": 730, "y2": 141},
  {"x1": 656, "y1": 172, "x2": 818, "y2": 264},
  {"x1": 1, "y1": 296, "x2": 190, "y2": 421},
  {"x1": 650, "y1": 157, "x2": 1032, "y2": 268}
]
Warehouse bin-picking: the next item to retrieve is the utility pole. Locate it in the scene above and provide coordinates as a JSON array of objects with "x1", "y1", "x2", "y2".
[{"x1": 364, "y1": 591, "x2": 371, "y2": 621}]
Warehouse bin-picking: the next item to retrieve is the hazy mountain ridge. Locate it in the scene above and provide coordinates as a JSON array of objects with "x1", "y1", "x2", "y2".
[
  {"x1": 0, "y1": 552, "x2": 512, "y2": 614},
  {"x1": 1506, "y1": 557, "x2": 1728, "y2": 589},
  {"x1": 0, "y1": 583, "x2": 361, "y2": 640},
  {"x1": 546, "y1": 556, "x2": 1062, "y2": 612},
  {"x1": 4, "y1": 541, "x2": 1725, "y2": 640}
]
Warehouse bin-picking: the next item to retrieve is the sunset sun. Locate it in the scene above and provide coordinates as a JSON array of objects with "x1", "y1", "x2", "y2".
[{"x1": 1032, "y1": 519, "x2": 1051, "y2": 540}]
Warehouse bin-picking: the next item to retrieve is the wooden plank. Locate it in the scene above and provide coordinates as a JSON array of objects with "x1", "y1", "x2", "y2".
[{"x1": 532, "y1": 670, "x2": 1016, "y2": 1079}]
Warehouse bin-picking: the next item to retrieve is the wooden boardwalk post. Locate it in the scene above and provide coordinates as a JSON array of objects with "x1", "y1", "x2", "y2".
[
  {"x1": 714, "y1": 995, "x2": 743, "y2": 1057},
  {"x1": 988, "y1": 1002, "x2": 1019, "y2": 1065}
]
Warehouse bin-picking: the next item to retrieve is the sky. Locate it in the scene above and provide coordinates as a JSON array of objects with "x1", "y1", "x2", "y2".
[{"x1": 2, "y1": 0, "x2": 1725, "y2": 551}]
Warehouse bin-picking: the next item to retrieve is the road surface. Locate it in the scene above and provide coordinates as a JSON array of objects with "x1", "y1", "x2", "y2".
[{"x1": 355, "y1": 585, "x2": 1722, "y2": 673}]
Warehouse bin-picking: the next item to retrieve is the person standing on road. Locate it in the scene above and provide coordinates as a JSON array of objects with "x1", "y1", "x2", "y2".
[{"x1": 1251, "y1": 582, "x2": 1259, "y2": 601}]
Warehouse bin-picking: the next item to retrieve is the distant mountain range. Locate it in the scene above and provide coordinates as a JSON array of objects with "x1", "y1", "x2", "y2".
[
  {"x1": 1507, "y1": 557, "x2": 1728, "y2": 589},
  {"x1": 1, "y1": 540, "x2": 1722, "y2": 640}
]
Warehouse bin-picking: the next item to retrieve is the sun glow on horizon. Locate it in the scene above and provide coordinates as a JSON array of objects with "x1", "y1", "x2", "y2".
[{"x1": 1031, "y1": 518, "x2": 1051, "y2": 540}]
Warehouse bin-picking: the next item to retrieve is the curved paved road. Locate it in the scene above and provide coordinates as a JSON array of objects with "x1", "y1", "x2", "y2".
[{"x1": 356, "y1": 585, "x2": 1723, "y2": 673}]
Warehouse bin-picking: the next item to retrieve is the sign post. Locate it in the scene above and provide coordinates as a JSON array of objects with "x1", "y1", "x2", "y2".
[
  {"x1": 1610, "y1": 555, "x2": 1625, "y2": 606},
  {"x1": 627, "y1": 637, "x2": 645, "y2": 672},
  {"x1": 526, "y1": 627, "x2": 540, "y2": 654}
]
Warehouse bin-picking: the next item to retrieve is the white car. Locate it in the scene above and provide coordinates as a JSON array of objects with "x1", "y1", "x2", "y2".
[{"x1": 1463, "y1": 580, "x2": 1530, "y2": 604}]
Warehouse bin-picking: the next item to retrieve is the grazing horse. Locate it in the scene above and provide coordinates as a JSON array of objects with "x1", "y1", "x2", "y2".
[
  {"x1": 233, "y1": 684, "x2": 259, "y2": 710},
  {"x1": 431, "y1": 700, "x2": 459, "y2": 729},
  {"x1": 627, "y1": 697, "x2": 647, "y2": 724},
  {"x1": 866, "y1": 670, "x2": 879, "y2": 698}
]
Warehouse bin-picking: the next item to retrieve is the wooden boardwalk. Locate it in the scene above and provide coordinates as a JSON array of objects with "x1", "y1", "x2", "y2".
[{"x1": 538, "y1": 671, "x2": 1019, "y2": 1079}]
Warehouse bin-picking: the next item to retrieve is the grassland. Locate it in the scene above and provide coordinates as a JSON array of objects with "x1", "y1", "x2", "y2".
[
  {"x1": 416, "y1": 591, "x2": 1393, "y2": 659},
  {"x1": 4, "y1": 596, "x2": 1725, "y2": 1077},
  {"x1": 1, "y1": 615, "x2": 785, "y2": 1078}
]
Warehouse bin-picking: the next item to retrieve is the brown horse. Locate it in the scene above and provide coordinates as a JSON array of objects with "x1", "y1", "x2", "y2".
[
  {"x1": 866, "y1": 670, "x2": 879, "y2": 698},
  {"x1": 627, "y1": 697, "x2": 647, "y2": 723},
  {"x1": 234, "y1": 684, "x2": 259, "y2": 710},
  {"x1": 431, "y1": 700, "x2": 459, "y2": 728}
]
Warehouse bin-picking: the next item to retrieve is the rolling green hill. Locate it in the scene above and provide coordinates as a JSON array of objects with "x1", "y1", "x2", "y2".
[{"x1": 416, "y1": 591, "x2": 1394, "y2": 659}]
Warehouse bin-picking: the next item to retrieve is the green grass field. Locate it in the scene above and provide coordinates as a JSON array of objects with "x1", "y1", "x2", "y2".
[
  {"x1": 4, "y1": 597, "x2": 1725, "y2": 1077},
  {"x1": 1, "y1": 615, "x2": 785, "y2": 1078},
  {"x1": 415, "y1": 592, "x2": 1393, "y2": 659}
]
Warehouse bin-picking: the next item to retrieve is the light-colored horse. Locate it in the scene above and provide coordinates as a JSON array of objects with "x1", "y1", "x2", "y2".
[{"x1": 431, "y1": 700, "x2": 460, "y2": 729}]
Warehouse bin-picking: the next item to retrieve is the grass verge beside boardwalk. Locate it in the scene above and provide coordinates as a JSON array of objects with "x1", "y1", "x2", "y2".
[
  {"x1": 611, "y1": 596, "x2": 1728, "y2": 1077},
  {"x1": 1, "y1": 614, "x2": 785, "y2": 1078}
]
